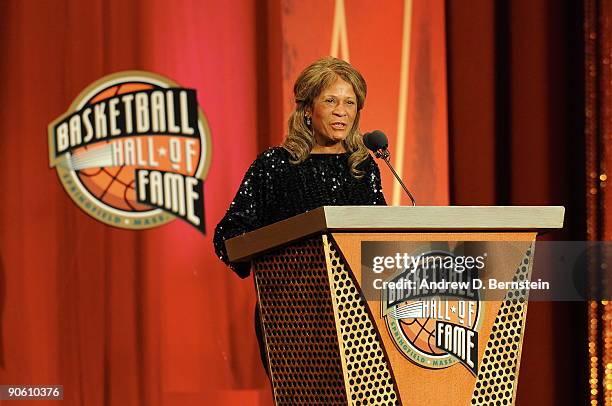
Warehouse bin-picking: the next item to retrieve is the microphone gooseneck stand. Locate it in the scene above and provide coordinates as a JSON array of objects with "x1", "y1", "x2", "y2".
[{"x1": 373, "y1": 148, "x2": 417, "y2": 207}]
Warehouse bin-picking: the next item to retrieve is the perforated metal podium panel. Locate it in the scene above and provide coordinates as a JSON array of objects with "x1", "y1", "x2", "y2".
[
  {"x1": 253, "y1": 237, "x2": 348, "y2": 405},
  {"x1": 471, "y1": 245, "x2": 532, "y2": 405}
]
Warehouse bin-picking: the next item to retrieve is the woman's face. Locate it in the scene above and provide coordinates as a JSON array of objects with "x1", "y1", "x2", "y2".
[{"x1": 307, "y1": 77, "x2": 358, "y2": 148}]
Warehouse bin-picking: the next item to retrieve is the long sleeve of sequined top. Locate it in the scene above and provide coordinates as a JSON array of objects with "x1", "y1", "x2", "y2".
[{"x1": 213, "y1": 147, "x2": 386, "y2": 278}]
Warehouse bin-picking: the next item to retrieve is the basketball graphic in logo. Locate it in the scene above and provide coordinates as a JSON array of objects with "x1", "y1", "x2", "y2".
[
  {"x1": 48, "y1": 71, "x2": 211, "y2": 232},
  {"x1": 382, "y1": 251, "x2": 483, "y2": 375}
]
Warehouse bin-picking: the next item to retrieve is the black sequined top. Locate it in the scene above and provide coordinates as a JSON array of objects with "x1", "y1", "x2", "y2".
[{"x1": 213, "y1": 146, "x2": 387, "y2": 278}]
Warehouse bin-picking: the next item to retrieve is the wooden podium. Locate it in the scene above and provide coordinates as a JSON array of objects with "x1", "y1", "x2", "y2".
[{"x1": 226, "y1": 206, "x2": 564, "y2": 406}]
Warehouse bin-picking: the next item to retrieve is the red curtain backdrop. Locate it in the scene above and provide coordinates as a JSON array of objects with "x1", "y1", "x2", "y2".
[
  {"x1": 0, "y1": 1, "x2": 447, "y2": 405},
  {"x1": 447, "y1": 0, "x2": 587, "y2": 404},
  {"x1": 0, "y1": 0, "x2": 594, "y2": 404},
  {"x1": 1, "y1": 1, "x2": 266, "y2": 405}
]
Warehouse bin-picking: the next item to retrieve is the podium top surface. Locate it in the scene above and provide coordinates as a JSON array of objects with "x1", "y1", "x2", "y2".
[{"x1": 225, "y1": 205, "x2": 565, "y2": 262}]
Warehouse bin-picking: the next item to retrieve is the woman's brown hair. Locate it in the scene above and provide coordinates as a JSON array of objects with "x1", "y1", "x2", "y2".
[{"x1": 282, "y1": 57, "x2": 369, "y2": 177}]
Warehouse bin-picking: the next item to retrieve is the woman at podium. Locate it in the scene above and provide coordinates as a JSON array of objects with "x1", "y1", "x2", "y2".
[
  {"x1": 213, "y1": 57, "x2": 387, "y2": 371},
  {"x1": 214, "y1": 57, "x2": 386, "y2": 277}
]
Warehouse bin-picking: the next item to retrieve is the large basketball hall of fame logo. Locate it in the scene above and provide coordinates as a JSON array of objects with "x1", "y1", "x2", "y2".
[
  {"x1": 365, "y1": 243, "x2": 486, "y2": 376},
  {"x1": 48, "y1": 71, "x2": 212, "y2": 233}
]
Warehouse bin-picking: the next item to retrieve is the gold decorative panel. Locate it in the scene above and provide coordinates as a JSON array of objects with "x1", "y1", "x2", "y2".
[{"x1": 323, "y1": 236, "x2": 400, "y2": 405}]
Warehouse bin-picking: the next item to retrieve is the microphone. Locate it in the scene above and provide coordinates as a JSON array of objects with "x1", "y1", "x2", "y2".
[{"x1": 363, "y1": 130, "x2": 417, "y2": 206}]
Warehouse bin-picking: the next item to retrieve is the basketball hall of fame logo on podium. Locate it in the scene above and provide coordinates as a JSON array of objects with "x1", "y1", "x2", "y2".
[
  {"x1": 381, "y1": 250, "x2": 484, "y2": 376},
  {"x1": 48, "y1": 71, "x2": 211, "y2": 233}
]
